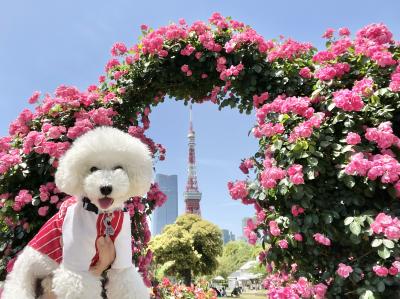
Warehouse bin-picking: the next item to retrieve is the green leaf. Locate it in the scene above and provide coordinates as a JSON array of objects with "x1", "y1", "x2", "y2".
[
  {"x1": 278, "y1": 184, "x2": 288, "y2": 195},
  {"x1": 307, "y1": 157, "x2": 318, "y2": 166},
  {"x1": 359, "y1": 290, "x2": 375, "y2": 299},
  {"x1": 344, "y1": 217, "x2": 354, "y2": 226},
  {"x1": 378, "y1": 247, "x2": 390, "y2": 259},
  {"x1": 371, "y1": 239, "x2": 383, "y2": 247},
  {"x1": 320, "y1": 141, "x2": 330, "y2": 148},
  {"x1": 349, "y1": 222, "x2": 361, "y2": 235},
  {"x1": 305, "y1": 215, "x2": 313, "y2": 225},
  {"x1": 323, "y1": 214, "x2": 333, "y2": 224},
  {"x1": 327, "y1": 103, "x2": 336, "y2": 111},
  {"x1": 344, "y1": 119, "x2": 355, "y2": 128},
  {"x1": 344, "y1": 175, "x2": 356, "y2": 188},
  {"x1": 271, "y1": 140, "x2": 283, "y2": 151},
  {"x1": 306, "y1": 169, "x2": 315, "y2": 180},
  {"x1": 0, "y1": 242, "x2": 7, "y2": 252},
  {"x1": 382, "y1": 239, "x2": 394, "y2": 249},
  {"x1": 350, "y1": 234, "x2": 361, "y2": 244},
  {"x1": 258, "y1": 193, "x2": 266, "y2": 201},
  {"x1": 16, "y1": 231, "x2": 24, "y2": 239},
  {"x1": 253, "y1": 64, "x2": 262, "y2": 73},
  {"x1": 377, "y1": 281, "x2": 385, "y2": 293}
]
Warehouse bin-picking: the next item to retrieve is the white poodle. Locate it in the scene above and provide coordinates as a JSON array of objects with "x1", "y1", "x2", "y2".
[{"x1": 2, "y1": 126, "x2": 153, "y2": 299}]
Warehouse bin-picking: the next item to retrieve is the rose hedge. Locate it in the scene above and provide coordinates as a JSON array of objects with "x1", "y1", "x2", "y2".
[
  {"x1": 0, "y1": 86, "x2": 168, "y2": 284},
  {"x1": 0, "y1": 13, "x2": 399, "y2": 298},
  {"x1": 151, "y1": 278, "x2": 217, "y2": 299}
]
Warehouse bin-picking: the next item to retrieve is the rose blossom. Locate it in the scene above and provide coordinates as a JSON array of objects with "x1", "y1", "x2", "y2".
[
  {"x1": 28, "y1": 91, "x2": 41, "y2": 104},
  {"x1": 346, "y1": 132, "x2": 362, "y2": 145},
  {"x1": 278, "y1": 239, "x2": 288, "y2": 249},
  {"x1": 313, "y1": 233, "x2": 331, "y2": 246},
  {"x1": 227, "y1": 181, "x2": 248, "y2": 200},
  {"x1": 373, "y1": 265, "x2": 389, "y2": 277},
  {"x1": 294, "y1": 233, "x2": 303, "y2": 241},
  {"x1": 337, "y1": 263, "x2": 353, "y2": 278},
  {"x1": 339, "y1": 27, "x2": 350, "y2": 36},
  {"x1": 269, "y1": 220, "x2": 281, "y2": 236},
  {"x1": 38, "y1": 206, "x2": 49, "y2": 217},
  {"x1": 333, "y1": 89, "x2": 364, "y2": 112},
  {"x1": 299, "y1": 67, "x2": 312, "y2": 79}
]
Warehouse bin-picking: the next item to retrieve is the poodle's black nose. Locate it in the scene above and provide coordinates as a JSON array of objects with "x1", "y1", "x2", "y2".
[{"x1": 100, "y1": 185, "x2": 113, "y2": 196}]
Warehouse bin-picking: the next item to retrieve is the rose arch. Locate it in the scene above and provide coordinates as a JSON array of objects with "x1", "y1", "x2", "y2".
[{"x1": 1, "y1": 13, "x2": 400, "y2": 298}]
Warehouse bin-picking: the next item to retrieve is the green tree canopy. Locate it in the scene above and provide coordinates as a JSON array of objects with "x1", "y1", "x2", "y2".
[
  {"x1": 149, "y1": 214, "x2": 223, "y2": 285},
  {"x1": 214, "y1": 240, "x2": 262, "y2": 278}
]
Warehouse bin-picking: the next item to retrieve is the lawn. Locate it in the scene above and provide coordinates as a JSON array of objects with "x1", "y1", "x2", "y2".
[{"x1": 235, "y1": 290, "x2": 265, "y2": 299}]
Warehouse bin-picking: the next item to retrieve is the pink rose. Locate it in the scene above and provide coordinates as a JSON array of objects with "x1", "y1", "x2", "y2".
[
  {"x1": 322, "y1": 28, "x2": 334, "y2": 39},
  {"x1": 333, "y1": 89, "x2": 364, "y2": 112},
  {"x1": 38, "y1": 206, "x2": 49, "y2": 217},
  {"x1": 313, "y1": 233, "x2": 331, "y2": 246},
  {"x1": 314, "y1": 283, "x2": 328, "y2": 299},
  {"x1": 227, "y1": 181, "x2": 248, "y2": 200},
  {"x1": 294, "y1": 233, "x2": 303, "y2": 241},
  {"x1": 290, "y1": 173, "x2": 305, "y2": 185},
  {"x1": 346, "y1": 132, "x2": 362, "y2": 145},
  {"x1": 269, "y1": 220, "x2": 281, "y2": 237},
  {"x1": 392, "y1": 261, "x2": 400, "y2": 271},
  {"x1": 384, "y1": 226, "x2": 400, "y2": 240},
  {"x1": 181, "y1": 64, "x2": 189, "y2": 73},
  {"x1": 337, "y1": 263, "x2": 353, "y2": 278},
  {"x1": 373, "y1": 265, "x2": 389, "y2": 277},
  {"x1": 339, "y1": 27, "x2": 350, "y2": 36},
  {"x1": 28, "y1": 91, "x2": 41, "y2": 104},
  {"x1": 50, "y1": 195, "x2": 59, "y2": 204},
  {"x1": 299, "y1": 67, "x2": 312, "y2": 79},
  {"x1": 291, "y1": 205, "x2": 305, "y2": 217},
  {"x1": 389, "y1": 266, "x2": 399, "y2": 276},
  {"x1": 278, "y1": 239, "x2": 288, "y2": 249}
]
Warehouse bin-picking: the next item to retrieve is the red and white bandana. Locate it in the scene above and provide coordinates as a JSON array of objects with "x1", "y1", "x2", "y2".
[{"x1": 28, "y1": 197, "x2": 132, "y2": 271}]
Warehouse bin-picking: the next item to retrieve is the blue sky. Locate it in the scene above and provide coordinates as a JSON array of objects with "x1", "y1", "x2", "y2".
[{"x1": 1, "y1": 0, "x2": 399, "y2": 238}]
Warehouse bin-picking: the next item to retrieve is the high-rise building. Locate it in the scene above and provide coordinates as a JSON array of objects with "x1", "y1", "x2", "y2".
[
  {"x1": 222, "y1": 229, "x2": 236, "y2": 244},
  {"x1": 152, "y1": 174, "x2": 178, "y2": 235},
  {"x1": 184, "y1": 104, "x2": 202, "y2": 216},
  {"x1": 230, "y1": 231, "x2": 236, "y2": 242}
]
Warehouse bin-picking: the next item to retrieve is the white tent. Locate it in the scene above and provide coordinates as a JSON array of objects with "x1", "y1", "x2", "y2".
[
  {"x1": 228, "y1": 260, "x2": 263, "y2": 282},
  {"x1": 213, "y1": 276, "x2": 225, "y2": 281},
  {"x1": 239, "y1": 260, "x2": 258, "y2": 271}
]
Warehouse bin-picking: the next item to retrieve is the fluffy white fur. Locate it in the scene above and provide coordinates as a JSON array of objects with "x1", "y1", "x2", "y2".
[
  {"x1": 3, "y1": 127, "x2": 153, "y2": 299},
  {"x1": 56, "y1": 126, "x2": 153, "y2": 211}
]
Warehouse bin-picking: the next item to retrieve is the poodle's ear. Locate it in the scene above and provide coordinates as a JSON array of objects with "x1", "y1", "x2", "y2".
[
  {"x1": 125, "y1": 138, "x2": 153, "y2": 197},
  {"x1": 55, "y1": 148, "x2": 85, "y2": 196}
]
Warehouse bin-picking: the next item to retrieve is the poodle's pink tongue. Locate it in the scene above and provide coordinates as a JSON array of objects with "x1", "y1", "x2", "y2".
[{"x1": 99, "y1": 197, "x2": 114, "y2": 209}]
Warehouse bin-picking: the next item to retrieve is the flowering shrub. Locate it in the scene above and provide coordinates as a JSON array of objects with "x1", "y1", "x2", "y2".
[
  {"x1": 152, "y1": 278, "x2": 217, "y2": 299},
  {"x1": 0, "y1": 85, "x2": 166, "y2": 283},
  {"x1": 0, "y1": 13, "x2": 399, "y2": 297},
  {"x1": 229, "y1": 23, "x2": 400, "y2": 298}
]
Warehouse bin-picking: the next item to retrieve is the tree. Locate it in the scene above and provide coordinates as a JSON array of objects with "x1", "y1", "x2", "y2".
[
  {"x1": 214, "y1": 240, "x2": 262, "y2": 278},
  {"x1": 149, "y1": 214, "x2": 223, "y2": 285}
]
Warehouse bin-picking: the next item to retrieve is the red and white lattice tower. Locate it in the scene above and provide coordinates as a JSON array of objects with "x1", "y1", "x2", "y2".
[{"x1": 184, "y1": 104, "x2": 202, "y2": 216}]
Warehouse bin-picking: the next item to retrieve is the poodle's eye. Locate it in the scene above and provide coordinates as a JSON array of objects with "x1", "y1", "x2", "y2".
[
  {"x1": 113, "y1": 166, "x2": 124, "y2": 171},
  {"x1": 90, "y1": 166, "x2": 99, "y2": 173}
]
